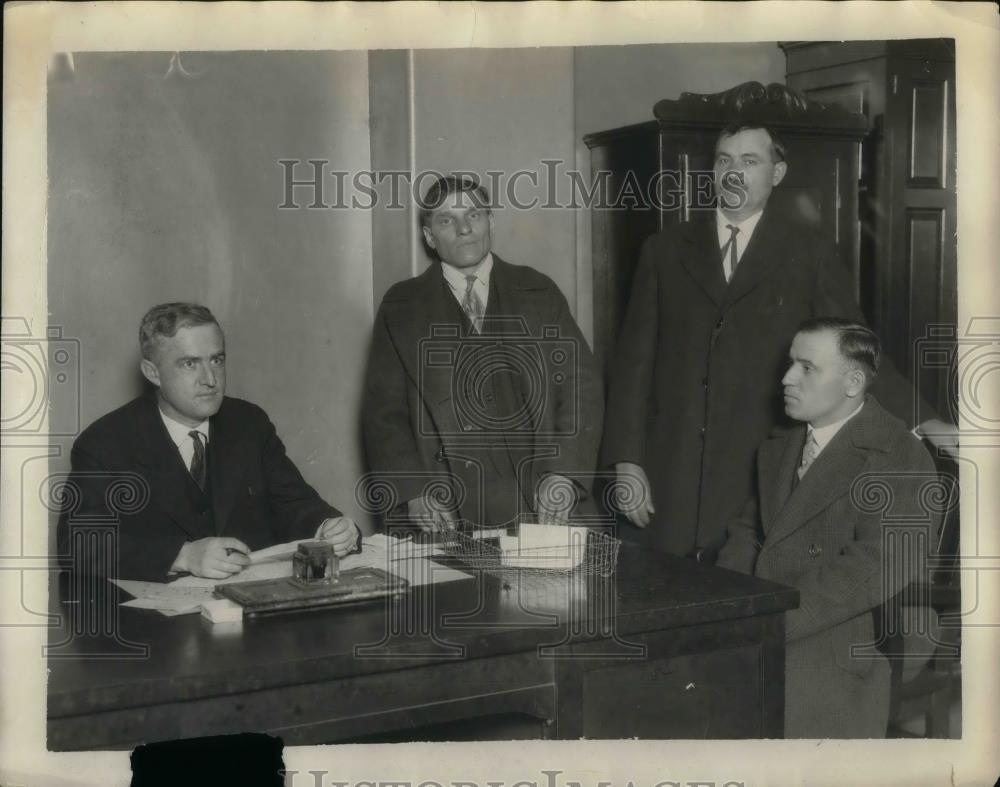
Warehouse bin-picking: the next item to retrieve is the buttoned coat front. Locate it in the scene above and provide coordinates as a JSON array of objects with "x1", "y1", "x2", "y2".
[
  {"x1": 362, "y1": 257, "x2": 604, "y2": 525},
  {"x1": 717, "y1": 396, "x2": 938, "y2": 738}
]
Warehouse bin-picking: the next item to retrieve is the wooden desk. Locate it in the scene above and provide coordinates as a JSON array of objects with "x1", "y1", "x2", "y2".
[{"x1": 47, "y1": 544, "x2": 798, "y2": 749}]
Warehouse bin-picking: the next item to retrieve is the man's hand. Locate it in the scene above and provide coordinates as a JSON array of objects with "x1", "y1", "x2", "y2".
[
  {"x1": 917, "y1": 419, "x2": 960, "y2": 460},
  {"x1": 614, "y1": 462, "x2": 655, "y2": 528},
  {"x1": 407, "y1": 496, "x2": 457, "y2": 533},
  {"x1": 316, "y1": 516, "x2": 361, "y2": 557},
  {"x1": 534, "y1": 473, "x2": 578, "y2": 525},
  {"x1": 171, "y1": 537, "x2": 251, "y2": 579}
]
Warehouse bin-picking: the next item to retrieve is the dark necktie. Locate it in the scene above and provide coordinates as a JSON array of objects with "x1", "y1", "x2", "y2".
[
  {"x1": 189, "y1": 430, "x2": 207, "y2": 491},
  {"x1": 720, "y1": 223, "x2": 740, "y2": 281}
]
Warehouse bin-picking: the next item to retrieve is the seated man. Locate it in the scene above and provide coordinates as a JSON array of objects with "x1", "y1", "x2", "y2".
[
  {"x1": 717, "y1": 317, "x2": 938, "y2": 738},
  {"x1": 56, "y1": 302, "x2": 359, "y2": 582}
]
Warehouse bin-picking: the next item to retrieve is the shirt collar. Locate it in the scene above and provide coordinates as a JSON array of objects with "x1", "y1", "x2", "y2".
[
  {"x1": 440, "y1": 252, "x2": 493, "y2": 291},
  {"x1": 808, "y1": 400, "x2": 864, "y2": 453},
  {"x1": 158, "y1": 407, "x2": 209, "y2": 448},
  {"x1": 716, "y1": 207, "x2": 764, "y2": 240}
]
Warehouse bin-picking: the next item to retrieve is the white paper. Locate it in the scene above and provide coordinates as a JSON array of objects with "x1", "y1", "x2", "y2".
[
  {"x1": 498, "y1": 524, "x2": 589, "y2": 569},
  {"x1": 248, "y1": 538, "x2": 313, "y2": 564}
]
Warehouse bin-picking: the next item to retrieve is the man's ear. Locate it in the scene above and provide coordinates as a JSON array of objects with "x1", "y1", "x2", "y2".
[
  {"x1": 421, "y1": 225, "x2": 436, "y2": 250},
  {"x1": 139, "y1": 357, "x2": 161, "y2": 388},
  {"x1": 772, "y1": 160, "x2": 788, "y2": 187},
  {"x1": 845, "y1": 367, "x2": 866, "y2": 398}
]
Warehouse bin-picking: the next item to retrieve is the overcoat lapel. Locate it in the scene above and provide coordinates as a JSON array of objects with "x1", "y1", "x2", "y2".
[
  {"x1": 383, "y1": 263, "x2": 465, "y2": 438},
  {"x1": 767, "y1": 408, "x2": 875, "y2": 546},
  {"x1": 758, "y1": 427, "x2": 803, "y2": 534},
  {"x1": 721, "y1": 206, "x2": 785, "y2": 311},
  {"x1": 677, "y1": 219, "x2": 727, "y2": 307}
]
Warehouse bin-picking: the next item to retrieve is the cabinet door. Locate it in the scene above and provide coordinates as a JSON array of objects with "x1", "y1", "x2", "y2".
[{"x1": 881, "y1": 59, "x2": 957, "y2": 415}]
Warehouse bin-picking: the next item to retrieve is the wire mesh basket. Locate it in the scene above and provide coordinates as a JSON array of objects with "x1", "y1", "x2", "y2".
[{"x1": 439, "y1": 522, "x2": 621, "y2": 578}]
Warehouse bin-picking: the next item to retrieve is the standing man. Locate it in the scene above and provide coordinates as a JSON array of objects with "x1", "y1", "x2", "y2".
[
  {"x1": 57, "y1": 303, "x2": 359, "y2": 582},
  {"x1": 363, "y1": 174, "x2": 603, "y2": 531},
  {"x1": 601, "y1": 123, "x2": 955, "y2": 558},
  {"x1": 717, "y1": 318, "x2": 938, "y2": 738}
]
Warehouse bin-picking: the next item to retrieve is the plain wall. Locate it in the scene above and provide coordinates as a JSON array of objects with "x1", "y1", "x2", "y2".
[{"x1": 47, "y1": 51, "x2": 374, "y2": 529}]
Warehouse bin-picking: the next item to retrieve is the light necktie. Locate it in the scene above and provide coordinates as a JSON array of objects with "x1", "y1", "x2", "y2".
[
  {"x1": 797, "y1": 432, "x2": 819, "y2": 481},
  {"x1": 462, "y1": 274, "x2": 484, "y2": 333},
  {"x1": 720, "y1": 223, "x2": 740, "y2": 282},
  {"x1": 189, "y1": 430, "x2": 207, "y2": 491}
]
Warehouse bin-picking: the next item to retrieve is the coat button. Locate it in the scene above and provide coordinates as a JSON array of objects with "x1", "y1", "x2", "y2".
[
  {"x1": 701, "y1": 376, "x2": 708, "y2": 387},
  {"x1": 715, "y1": 317, "x2": 724, "y2": 329},
  {"x1": 808, "y1": 544, "x2": 822, "y2": 557}
]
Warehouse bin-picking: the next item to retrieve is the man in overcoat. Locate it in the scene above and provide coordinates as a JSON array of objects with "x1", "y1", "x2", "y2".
[
  {"x1": 363, "y1": 175, "x2": 603, "y2": 531},
  {"x1": 717, "y1": 318, "x2": 939, "y2": 737}
]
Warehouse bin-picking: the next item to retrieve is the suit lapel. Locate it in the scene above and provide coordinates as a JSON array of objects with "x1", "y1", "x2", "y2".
[
  {"x1": 207, "y1": 400, "x2": 250, "y2": 536},
  {"x1": 720, "y1": 206, "x2": 785, "y2": 311},
  {"x1": 677, "y1": 219, "x2": 727, "y2": 307},
  {"x1": 134, "y1": 397, "x2": 208, "y2": 540}
]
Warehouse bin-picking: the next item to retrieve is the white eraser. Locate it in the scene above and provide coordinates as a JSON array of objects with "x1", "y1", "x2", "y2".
[{"x1": 200, "y1": 598, "x2": 244, "y2": 624}]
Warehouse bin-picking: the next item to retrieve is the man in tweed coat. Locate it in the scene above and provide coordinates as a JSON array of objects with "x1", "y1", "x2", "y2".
[{"x1": 717, "y1": 317, "x2": 938, "y2": 738}]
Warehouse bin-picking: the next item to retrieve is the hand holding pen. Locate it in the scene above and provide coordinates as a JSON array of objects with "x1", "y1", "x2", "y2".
[{"x1": 170, "y1": 537, "x2": 251, "y2": 579}]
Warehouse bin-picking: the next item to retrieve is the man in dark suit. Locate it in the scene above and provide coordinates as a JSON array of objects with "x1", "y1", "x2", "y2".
[
  {"x1": 363, "y1": 174, "x2": 603, "y2": 531},
  {"x1": 57, "y1": 303, "x2": 359, "y2": 582},
  {"x1": 601, "y1": 123, "x2": 956, "y2": 558},
  {"x1": 717, "y1": 318, "x2": 938, "y2": 738}
]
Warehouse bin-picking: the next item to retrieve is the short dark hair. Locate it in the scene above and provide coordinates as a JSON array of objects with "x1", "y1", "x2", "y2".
[
  {"x1": 716, "y1": 123, "x2": 787, "y2": 164},
  {"x1": 418, "y1": 174, "x2": 491, "y2": 228},
  {"x1": 139, "y1": 302, "x2": 220, "y2": 361},
  {"x1": 797, "y1": 316, "x2": 881, "y2": 385}
]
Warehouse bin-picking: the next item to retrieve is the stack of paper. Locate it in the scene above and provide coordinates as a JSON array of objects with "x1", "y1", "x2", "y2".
[{"x1": 499, "y1": 523, "x2": 589, "y2": 570}]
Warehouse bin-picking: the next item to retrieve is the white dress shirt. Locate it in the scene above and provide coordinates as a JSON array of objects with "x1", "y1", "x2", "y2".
[
  {"x1": 159, "y1": 409, "x2": 210, "y2": 474},
  {"x1": 441, "y1": 252, "x2": 493, "y2": 313},
  {"x1": 807, "y1": 401, "x2": 865, "y2": 460},
  {"x1": 716, "y1": 209, "x2": 764, "y2": 281}
]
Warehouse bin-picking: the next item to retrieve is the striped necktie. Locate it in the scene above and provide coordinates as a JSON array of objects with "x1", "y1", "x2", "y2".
[
  {"x1": 462, "y1": 274, "x2": 484, "y2": 333},
  {"x1": 797, "y1": 432, "x2": 819, "y2": 481},
  {"x1": 189, "y1": 430, "x2": 207, "y2": 491}
]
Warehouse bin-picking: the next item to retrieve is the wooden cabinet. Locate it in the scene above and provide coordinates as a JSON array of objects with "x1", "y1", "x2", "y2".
[
  {"x1": 584, "y1": 81, "x2": 868, "y2": 377},
  {"x1": 783, "y1": 39, "x2": 957, "y2": 417}
]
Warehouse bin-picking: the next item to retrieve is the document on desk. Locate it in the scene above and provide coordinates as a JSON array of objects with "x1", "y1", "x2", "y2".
[
  {"x1": 113, "y1": 537, "x2": 469, "y2": 614},
  {"x1": 112, "y1": 579, "x2": 216, "y2": 616}
]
